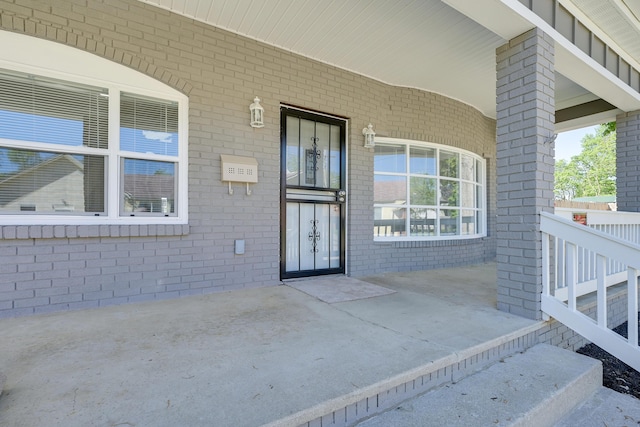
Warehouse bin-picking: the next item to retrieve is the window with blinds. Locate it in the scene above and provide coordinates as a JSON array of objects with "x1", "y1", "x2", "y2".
[
  {"x1": 0, "y1": 69, "x2": 184, "y2": 220},
  {"x1": 0, "y1": 71, "x2": 108, "y2": 214},
  {"x1": 120, "y1": 93, "x2": 179, "y2": 216}
]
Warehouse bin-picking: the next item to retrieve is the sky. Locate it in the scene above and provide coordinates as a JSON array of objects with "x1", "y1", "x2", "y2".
[{"x1": 554, "y1": 125, "x2": 599, "y2": 161}]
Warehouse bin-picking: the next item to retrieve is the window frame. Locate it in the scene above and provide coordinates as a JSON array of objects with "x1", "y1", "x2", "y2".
[
  {"x1": 0, "y1": 33, "x2": 188, "y2": 226},
  {"x1": 374, "y1": 137, "x2": 486, "y2": 241}
]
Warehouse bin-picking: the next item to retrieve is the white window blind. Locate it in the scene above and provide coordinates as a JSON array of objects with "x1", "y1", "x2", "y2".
[
  {"x1": 120, "y1": 93, "x2": 178, "y2": 156},
  {"x1": 0, "y1": 70, "x2": 108, "y2": 214},
  {"x1": 0, "y1": 31, "x2": 189, "y2": 226},
  {"x1": 119, "y1": 93, "x2": 179, "y2": 217}
]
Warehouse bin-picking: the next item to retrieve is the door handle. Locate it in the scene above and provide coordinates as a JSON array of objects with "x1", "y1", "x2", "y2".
[{"x1": 336, "y1": 190, "x2": 346, "y2": 203}]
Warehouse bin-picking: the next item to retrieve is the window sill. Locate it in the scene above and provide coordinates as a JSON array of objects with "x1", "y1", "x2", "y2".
[
  {"x1": 374, "y1": 234, "x2": 487, "y2": 242},
  {"x1": 373, "y1": 235, "x2": 488, "y2": 248},
  {"x1": 0, "y1": 223, "x2": 189, "y2": 240}
]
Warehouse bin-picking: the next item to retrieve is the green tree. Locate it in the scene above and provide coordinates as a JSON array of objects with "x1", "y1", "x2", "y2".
[
  {"x1": 555, "y1": 158, "x2": 580, "y2": 200},
  {"x1": 602, "y1": 121, "x2": 616, "y2": 135},
  {"x1": 410, "y1": 177, "x2": 436, "y2": 205},
  {"x1": 554, "y1": 124, "x2": 616, "y2": 199},
  {"x1": 7, "y1": 149, "x2": 41, "y2": 170}
]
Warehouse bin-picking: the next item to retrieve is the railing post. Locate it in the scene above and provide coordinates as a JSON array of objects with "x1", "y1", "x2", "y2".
[
  {"x1": 541, "y1": 231, "x2": 551, "y2": 320},
  {"x1": 566, "y1": 242, "x2": 577, "y2": 311},
  {"x1": 596, "y1": 254, "x2": 607, "y2": 328},
  {"x1": 542, "y1": 232, "x2": 550, "y2": 296},
  {"x1": 628, "y1": 268, "x2": 638, "y2": 347},
  {"x1": 556, "y1": 237, "x2": 564, "y2": 288}
]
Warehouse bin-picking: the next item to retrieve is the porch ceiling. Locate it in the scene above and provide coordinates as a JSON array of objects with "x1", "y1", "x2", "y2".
[{"x1": 138, "y1": 0, "x2": 640, "y2": 129}]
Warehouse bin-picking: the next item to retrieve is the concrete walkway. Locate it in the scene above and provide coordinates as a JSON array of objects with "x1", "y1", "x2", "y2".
[{"x1": 0, "y1": 263, "x2": 539, "y2": 427}]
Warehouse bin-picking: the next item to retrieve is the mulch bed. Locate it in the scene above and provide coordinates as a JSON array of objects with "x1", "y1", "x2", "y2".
[{"x1": 576, "y1": 317, "x2": 640, "y2": 399}]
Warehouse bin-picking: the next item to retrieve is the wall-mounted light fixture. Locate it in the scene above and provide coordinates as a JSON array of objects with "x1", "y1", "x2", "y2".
[
  {"x1": 362, "y1": 123, "x2": 376, "y2": 148},
  {"x1": 249, "y1": 96, "x2": 264, "y2": 128}
]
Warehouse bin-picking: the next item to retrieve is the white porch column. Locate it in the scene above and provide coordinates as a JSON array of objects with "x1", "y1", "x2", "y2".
[
  {"x1": 495, "y1": 28, "x2": 555, "y2": 320},
  {"x1": 616, "y1": 111, "x2": 640, "y2": 212}
]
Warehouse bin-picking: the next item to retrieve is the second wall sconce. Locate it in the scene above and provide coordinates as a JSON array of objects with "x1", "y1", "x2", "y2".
[
  {"x1": 250, "y1": 96, "x2": 264, "y2": 128},
  {"x1": 362, "y1": 123, "x2": 376, "y2": 148}
]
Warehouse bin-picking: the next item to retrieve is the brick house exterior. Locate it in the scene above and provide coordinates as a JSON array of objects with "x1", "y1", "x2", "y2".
[{"x1": 0, "y1": 0, "x2": 639, "y2": 319}]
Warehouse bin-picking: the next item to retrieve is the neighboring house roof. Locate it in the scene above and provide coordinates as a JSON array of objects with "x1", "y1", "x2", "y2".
[
  {"x1": 0, "y1": 154, "x2": 83, "y2": 187},
  {"x1": 124, "y1": 174, "x2": 175, "y2": 200},
  {"x1": 374, "y1": 180, "x2": 407, "y2": 205},
  {"x1": 573, "y1": 195, "x2": 616, "y2": 203},
  {"x1": 0, "y1": 154, "x2": 86, "y2": 210}
]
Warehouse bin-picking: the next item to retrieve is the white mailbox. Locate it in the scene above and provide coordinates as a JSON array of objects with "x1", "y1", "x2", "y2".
[
  {"x1": 220, "y1": 154, "x2": 258, "y2": 195},
  {"x1": 220, "y1": 155, "x2": 258, "y2": 183}
]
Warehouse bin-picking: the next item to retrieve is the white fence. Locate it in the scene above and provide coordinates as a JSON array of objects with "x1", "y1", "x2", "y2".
[
  {"x1": 541, "y1": 211, "x2": 640, "y2": 372},
  {"x1": 553, "y1": 208, "x2": 640, "y2": 301}
]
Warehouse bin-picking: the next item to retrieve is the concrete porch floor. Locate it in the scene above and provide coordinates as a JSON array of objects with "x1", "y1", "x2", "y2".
[{"x1": 0, "y1": 263, "x2": 541, "y2": 427}]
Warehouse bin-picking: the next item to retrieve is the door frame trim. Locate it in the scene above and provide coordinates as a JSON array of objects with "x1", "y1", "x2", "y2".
[{"x1": 279, "y1": 105, "x2": 348, "y2": 280}]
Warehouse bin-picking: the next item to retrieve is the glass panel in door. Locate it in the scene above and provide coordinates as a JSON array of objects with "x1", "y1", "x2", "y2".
[{"x1": 284, "y1": 202, "x2": 342, "y2": 273}]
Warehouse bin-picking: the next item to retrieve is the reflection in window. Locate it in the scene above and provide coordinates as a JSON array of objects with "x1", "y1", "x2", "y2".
[
  {"x1": 374, "y1": 175, "x2": 406, "y2": 204},
  {"x1": 0, "y1": 148, "x2": 104, "y2": 213},
  {"x1": 374, "y1": 140, "x2": 485, "y2": 239},
  {"x1": 374, "y1": 144, "x2": 406, "y2": 173},
  {"x1": 120, "y1": 94, "x2": 179, "y2": 156},
  {"x1": 409, "y1": 208, "x2": 436, "y2": 236},
  {"x1": 439, "y1": 151, "x2": 458, "y2": 178},
  {"x1": 440, "y1": 210, "x2": 459, "y2": 235},
  {"x1": 374, "y1": 206, "x2": 407, "y2": 237},
  {"x1": 122, "y1": 159, "x2": 175, "y2": 215},
  {"x1": 439, "y1": 179, "x2": 459, "y2": 206},
  {"x1": 284, "y1": 116, "x2": 342, "y2": 189},
  {"x1": 0, "y1": 68, "x2": 185, "y2": 220},
  {"x1": 410, "y1": 147, "x2": 436, "y2": 175},
  {"x1": 410, "y1": 177, "x2": 436, "y2": 205},
  {"x1": 461, "y1": 209, "x2": 477, "y2": 235},
  {"x1": 461, "y1": 154, "x2": 475, "y2": 181},
  {"x1": 0, "y1": 70, "x2": 108, "y2": 148}
]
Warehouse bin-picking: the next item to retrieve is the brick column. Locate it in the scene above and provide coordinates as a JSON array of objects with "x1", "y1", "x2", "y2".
[
  {"x1": 495, "y1": 28, "x2": 555, "y2": 320},
  {"x1": 616, "y1": 111, "x2": 640, "y2": 212}
]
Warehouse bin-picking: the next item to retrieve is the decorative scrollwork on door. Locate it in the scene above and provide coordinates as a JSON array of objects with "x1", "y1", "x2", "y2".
[
  {"x1": 311, "y1": 136, "x2": 321, "y2": 171},
  {"x1": 308, "y1": 219, "x2": 320, "y2": 253}
]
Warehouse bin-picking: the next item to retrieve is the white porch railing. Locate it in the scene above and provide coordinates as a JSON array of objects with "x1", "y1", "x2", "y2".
[
  {"x1": 540, "y1": 211, "x2": 640, "y2": 372},
  {"x1": 553, "y1": 208, "x2": 640, "y2": 301}
]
